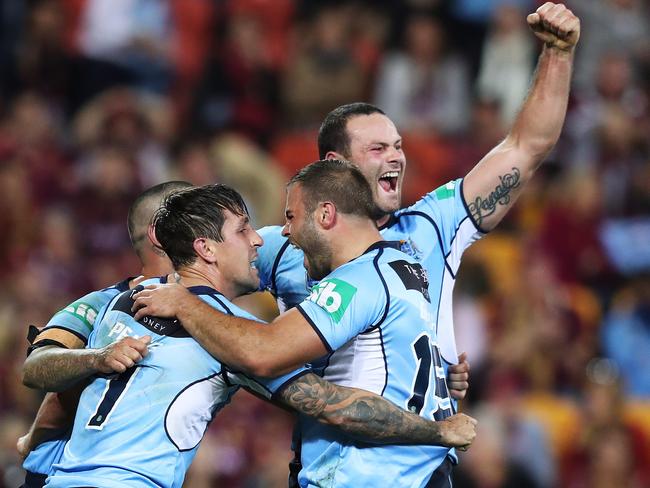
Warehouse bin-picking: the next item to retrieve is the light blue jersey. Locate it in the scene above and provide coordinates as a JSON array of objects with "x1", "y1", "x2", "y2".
[
  {"x1": 258, "y1": 178, "x2": 483, "y2": 369},
  {"x1": 46, "y1": 278, "x2": 303, "y2": 488},
  {"x1": 23, "y1": 278, "x2": 132, "y2": 479},
  {"x1": 258, "y1": 179, "x2": 482, "y2": 472},
  {"x1": 296, "y1": 241, "x2": 454, "y2": 487},
  {"x1": 40, "y1": 278, "x2": 133, "y2": 343}
]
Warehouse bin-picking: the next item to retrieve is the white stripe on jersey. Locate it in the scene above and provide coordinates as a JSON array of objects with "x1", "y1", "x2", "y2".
[
  {"x1": 437, "y1": 217, "x2": 483, "y2": 365},
  {"x1": 165, "y1": 374, "x2": 236, "y2": 451},
  {"x1": 447, "y1": 217, "x2": 483, "y2": 275},
  {"x1": 323, "y1": 328, "x2": 386, "y2": 395}
]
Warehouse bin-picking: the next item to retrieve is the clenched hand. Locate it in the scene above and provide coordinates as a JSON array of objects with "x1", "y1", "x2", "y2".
[
  {"x1": 92, "y1": 336, "x2": 151, "y2": 374},
  {"x1": 527, "y1": 2, "x2": 580, "y2": 52}
]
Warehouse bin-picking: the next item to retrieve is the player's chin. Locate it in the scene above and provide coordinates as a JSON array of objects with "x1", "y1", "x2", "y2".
[
  {"x1": 241, "y1": 276, "x2": 260, "y2": 294},
  {"x1": 244, "y1": 267, "x2": 260, "y2": 287},
  {"x1": 377, "y1": 194, "x2": 401, "y2": 214}
]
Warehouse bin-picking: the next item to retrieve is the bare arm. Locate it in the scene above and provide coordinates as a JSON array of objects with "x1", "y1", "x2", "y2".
[
  {"x1": 463, "y1": 3, "x2": 579, "y2": 231},
  {"x1": 17, "y1": 387, "x2": 84, "y2": 458},
  {"x1": 278, "y1": 373, "x2": 476, "y2": 448},
  {"x1": 22, "y1": 328, "x2": 151, "y2": 391},
  {"x1": 132, "y1": 284, "x2": 328, "y2": 377}
]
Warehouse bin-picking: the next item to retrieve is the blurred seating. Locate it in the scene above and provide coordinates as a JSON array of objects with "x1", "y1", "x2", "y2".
[{"x1": 270, "y1": 130, "x2": 319, "y2": 176}]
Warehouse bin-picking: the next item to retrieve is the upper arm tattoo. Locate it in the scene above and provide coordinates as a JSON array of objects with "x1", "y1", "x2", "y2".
[{"x1": 467, "y1": 167, "x2": 521, "y2": 227}]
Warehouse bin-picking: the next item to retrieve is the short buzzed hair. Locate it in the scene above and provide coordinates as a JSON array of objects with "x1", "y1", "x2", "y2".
[
  {"x1": 288, "y1": 159, "x2": 375, "y2": 219},
  {"x1": 153, "y1": 184, "x2": 249, "y2": 268},
  {"x1": 127, "y1": 181, "x2": 192, "y2": 258},
  {"x1": 317, "y1": 103, "x2": 385, "y2": 159}
]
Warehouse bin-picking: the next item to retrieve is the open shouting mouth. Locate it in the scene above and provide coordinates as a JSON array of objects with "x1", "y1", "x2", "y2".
[{"x1": 379, "y1": 171, "x2": 400, "y2": 193}]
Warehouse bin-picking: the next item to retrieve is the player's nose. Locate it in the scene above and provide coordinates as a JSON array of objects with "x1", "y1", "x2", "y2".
[
  {"x1": 251, "y1": 230, "x2": 263, "y2": 247},
  {"x1": 386, "y1": 145, "x2": 404, "y2": 164}
]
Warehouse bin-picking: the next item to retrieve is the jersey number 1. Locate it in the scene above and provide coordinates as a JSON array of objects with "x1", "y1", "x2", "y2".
[{"x1": 407, "y1": 334, "x2": 452, "y2": 420}]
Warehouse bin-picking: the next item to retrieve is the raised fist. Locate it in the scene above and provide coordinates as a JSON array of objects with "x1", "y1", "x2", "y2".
[{"x1": 527, "y1": 3, "x2": 580, "y2": 51}]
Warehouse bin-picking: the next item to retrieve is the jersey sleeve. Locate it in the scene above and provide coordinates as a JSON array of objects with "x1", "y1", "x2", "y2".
[
  {"x1": 256, "y1": 226, "x2": 289, "y2": 293},
  {"x1": 226, "y1": 367, "x2": 310, "y2": 402},
  {"x1": 296, "y1": 267, "x2": 387, "y2": 352},
  {"x1": 411, "y1": 178, "x2": 484, "y2": 268},
  {"x1": 415, "y1": 179, "x2": 483, "y2": 248},
  {"x1": 198, "y1": 292, "x2": 310, "y2": 400},
  {"x1": 43, "y1": 288, "x2": 121, "y2": 343},
  {"x1": 256, "y1": 225, "x2": 311, "y2": 311}
]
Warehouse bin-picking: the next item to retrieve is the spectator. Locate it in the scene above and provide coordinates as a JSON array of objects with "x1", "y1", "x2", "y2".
[
  {"x1": 601, "y1": 278, "x2": 650, "y2": 397},
  {"x1": 571, "y1": 0, "x2": 650, "y2": 93},
  {"x1": 282, "y1": 4, "x2": 365, "y2": 128},
  {"x1": 76, "y1": 0, "x2": 175, "y2": 94},
  {"x1": 476, "y1": 2, "x2": 535, "y2": 125},
  {"x1": 190, "y1": 12, "x2": 280, "y2": 145},
  {"x1": 374, "y1": 14, "x2": 470, "y2": 135},
  {"x1": 72, "y1": 88, "x2": 172, "y2": 187}
]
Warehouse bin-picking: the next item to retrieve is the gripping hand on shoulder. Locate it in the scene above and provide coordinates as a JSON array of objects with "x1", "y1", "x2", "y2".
[
  {"x1": 92, "y1": 336, "x2": 151, "y2": 374},
  {"x1": 131, "y1": 283, "x2": 193, "y2": 320}
]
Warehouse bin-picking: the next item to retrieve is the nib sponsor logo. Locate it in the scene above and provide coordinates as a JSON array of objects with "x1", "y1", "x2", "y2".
[{"x1": 307, "y1": 279, "x2": 357, "y2": 323}]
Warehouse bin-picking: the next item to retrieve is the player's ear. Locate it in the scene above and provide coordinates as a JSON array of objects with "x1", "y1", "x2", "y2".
[
  {"x1": 319, "y1": 202, "x2": 336, "y2": 229},
  {"x1": 147, "y1": 223, "x2": 163, "y2": 249},
  {"x1": 193, "y1": 238, "x2": 218, "y2": 263},
  {"x1": 325, "y1": 151, "x2": 345, "y2": 161},
  {"x1": 147, "y1": 223, "x2": 168, "y2": 257}
]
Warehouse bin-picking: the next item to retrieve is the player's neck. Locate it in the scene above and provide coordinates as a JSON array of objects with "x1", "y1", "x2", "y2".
[
  {"x1": 140, "y1": 248, "x2": 174, "y2": 279},
  {"x1": 174, "y1": 266, "x2": 236, "y2": 301},
  {"x1": 330, "y1": 221, "x2": 383, "y2": 270}
]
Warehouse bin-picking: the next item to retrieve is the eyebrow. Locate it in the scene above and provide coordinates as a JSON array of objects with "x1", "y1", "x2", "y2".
[{"x1": 368, "y1": 138, "x2": 402, "y2": 147}]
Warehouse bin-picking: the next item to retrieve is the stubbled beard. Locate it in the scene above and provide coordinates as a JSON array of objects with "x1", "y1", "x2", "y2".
[
  {"x1": 371, "y1": 203, "x2": 390, "y2": 222},
  {"x1": 299, "y1": 219, "x2": 332, "y2": 281},
  {"x1": 306, "y1": 253, "x2": 331, "y2": 281},
  {"x1": 373, "y1": 185, "x2": 401, "y2": 217},
  {"x1": 232, "y1": 274, "x2": 259, "y2": 297}
]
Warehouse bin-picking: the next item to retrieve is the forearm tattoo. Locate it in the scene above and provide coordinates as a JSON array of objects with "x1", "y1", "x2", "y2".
[
  {"x1": 280, "y1": 373, "x2": 444, "y2": 445},
  {"x1": 25, "y1": 348, "x2": 92, "y2": 391},
  {"x1": 468, "y1": 167, "x2": 521, "y2": 227}
]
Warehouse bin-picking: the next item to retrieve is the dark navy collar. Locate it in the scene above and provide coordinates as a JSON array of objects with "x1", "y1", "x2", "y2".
[
  {"x1": 187, "y1": 285, "x2": 221, "y2": 296},
  {"x1": 115, "y1": 276, "x2": 136, "y2": 292},
  {"x1": 161, "y1": 274, "x2": 221, "y2": 297},
  {"x1": 363, "y1": 240, "x2": 401, "y2": 255},
  {"x1": 377, "y1": 213, "x2": 398, "y2": 231}
]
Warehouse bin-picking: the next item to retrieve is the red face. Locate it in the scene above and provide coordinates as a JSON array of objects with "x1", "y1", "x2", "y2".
[{"x1": 336, "y1": 113, "x2": 406, "y2": 218}]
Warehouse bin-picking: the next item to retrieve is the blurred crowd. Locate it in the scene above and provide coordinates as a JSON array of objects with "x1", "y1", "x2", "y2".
[{"x1": 0, "y1": 0, "x2": 649, "y2": 487}]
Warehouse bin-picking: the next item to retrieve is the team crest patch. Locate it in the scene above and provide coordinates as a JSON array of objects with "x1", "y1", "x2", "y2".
[
  {"x1": 307, "y1": 278, "x2": 357, "y2": 323},
  {"x1": 400, "y1": 238, "x2": 423, "y2": 261},
  {"x1": 434, "y1": 181, "x2": 456, "y2": 200}
]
